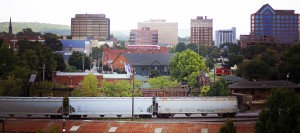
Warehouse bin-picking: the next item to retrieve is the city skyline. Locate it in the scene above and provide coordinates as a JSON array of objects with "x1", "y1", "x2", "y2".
[{"x1": 1, "y1": 0, "x2": 300, "y2": 38}]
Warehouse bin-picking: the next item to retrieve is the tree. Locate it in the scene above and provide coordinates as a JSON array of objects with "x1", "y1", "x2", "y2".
[
  {"x1": 224, "y1": 54, "x2": 243, "y2": 69},
  {"x1": 219, "y1": 119, "x2": 236, "y2": 133},
  {"x1": 16, "y1": 28, "x2": 41, "y2": 36},
  {"x1": 237, "y1": 60, "x2": 271, "y2": 81},
  {"x1": 206, "y1": 78, "x2": 230, "y2": 96},
  {"x1": 175, "y1": 42, "x2": 186, "y2": 53},
  {"x1": 22, "y1": 49, "x2": 39, "y2": 71},
  {"x1": 205, "y1": 57, "x2": 214, "y2": 69},
  {"x1": 72, "y1": 73, "x2": 101, "y2": 96},
  {"x1": 278, "y1": 45, "x2": 300, "y2": 83},
  {"x1": 198, "y1": 45, "x2": 209, "y2": 57},
  {"x1": 199, "y1": 86, "x2": 210, "y2": 96},
  {"x1": 53, "y1": 53, "x2": 66, "y2": 71},
  {"x1": 149, "y1": 69, "x2": 160, "y2": 78},
  {"x1": 102, "y1": 80, "x2": 142, "y2": 97},
  {"x1": 148, "y1": 76, "x2": 178, "y2": 90},
  {"x1": 68, "y1": 51, "x2": 91, "y2": 71},
  {"x1": 0, "y1": 44, "x2": 18, "y2": 79},
  {"x1": 43, "y1": 32, "x2": 62, "y2": 51},
  {"x1": 0, "y1": 75, "x2": 24, "y2": 96},
  {"x1": 186, "y1": 43, "x2": 198, "y2": 53},
  {"x1": 91, "y1": 47, "x2": 102, "y2": 61},
  {"x1": 169, "y1": 49, "x2": 207, "y2": 82},
  {"x1": 255, "y1": 89, "x2": 300, "y2": 133}
]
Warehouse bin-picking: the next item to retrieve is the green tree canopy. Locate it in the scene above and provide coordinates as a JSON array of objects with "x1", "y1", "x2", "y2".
[
  {"x1": 278, "y1": 45, "x2": 300, "y2": 83},
  {"x1": 219, "y1": 119, "x2": 236, "y2": 133},
  {"x1": 0, "y1": 44, "x2": 18, "y2": 79},
  {"x1": 169, "y1": 49, "x2": 207, "y2": 83},
  {"x1": 206, "y1": 78, "x2": 230, "y2": 96},
  {"x1": 175, "y1": 42, "x2": 186, "y2": 53},
  {"x1": 186, "y1": 43, "x2": 198, "y2": 53},
  {"x1": 68, "y1": 51, "x2": 91, "y2": 71},
  {"x1": 102, "y1": 80, "x2": 141, "y2": 97},
  {"x1": 255, "y1": 88, "x2": 300, "y2": 133},
  {"x1": 16, "y1": 28, "x2": 41, "y2": 36},
  {"x1": 42, "y1": 32, "x2": 62, "y2": 51},
  {"x1": 148, "y1": 76, "x2": 178, "y2": 90},
  {"x1": 73, "y1": 73, "x2": 101, "y2": 96},
  {"x1": 237, "y1": 60, "x2": 271, "y2": 81},
  {"x1": 53, "y1": 53, "x2": 66, "y2": 71},
  {"x1": 149, "y1": 69, "x2": 160, "y2": 78}
]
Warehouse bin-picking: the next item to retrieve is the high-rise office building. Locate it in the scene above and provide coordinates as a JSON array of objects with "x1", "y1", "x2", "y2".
[
  {"x1": 71, "y1": 14, "x2": 110, "y2": 40},
  {"x1": 138, "y1": 19, "x2": 178, "y2": 47},
  {"x1": 251, "y1": 4, "x2": 299, "y2": 45},
  {"x1": 129, "y1": 27, "x2": 158, "y2": 45},
  {"x1": 190, "y1": 16, "x2": 213, "y2": 46},
  {"x1": 215, "y1": 27, "x2": 236, "y2": 48}
]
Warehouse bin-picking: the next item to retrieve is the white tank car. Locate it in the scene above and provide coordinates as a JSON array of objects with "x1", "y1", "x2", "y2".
[
  {"x1": 68, "y1": 97, "x2": 153, "y2": 118},
  {"x1": 0, "y1": 97, "x2": 64, "y2": 118},
  {"x1": 155, "y1": 96, "x2": 238, "y2": 118}
]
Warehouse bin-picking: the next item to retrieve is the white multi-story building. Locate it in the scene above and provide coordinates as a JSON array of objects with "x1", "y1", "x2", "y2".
[
  {"x1": 138, "y1": 19, "x2": 178, "y2": 47},
  {"x1": 215, "y1": 27, "x2": 237, "y2": 48}
]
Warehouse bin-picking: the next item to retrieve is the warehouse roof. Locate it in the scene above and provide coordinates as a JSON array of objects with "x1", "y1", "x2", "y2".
[{"x1": 228, "y1": 80, "x2": 300, "y2": 89}]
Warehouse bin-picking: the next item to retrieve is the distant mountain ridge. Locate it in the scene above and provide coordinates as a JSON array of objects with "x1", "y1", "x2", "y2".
[
  {"x1": 0, "y1": 22, "x2": 71, "y2": 36},
  {"x1": 0, "y1": 22, "x2": 189, "y2": 40}
]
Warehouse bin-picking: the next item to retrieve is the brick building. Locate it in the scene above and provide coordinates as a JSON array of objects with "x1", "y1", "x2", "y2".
[
  {"x1": 52, "y1": 72, "x2": 132, "y2": 88},
  {"x1": 228, "y1": 80, "x2": 300, "y2": 101},
  {"x1": 129, "y1": 27, "x2": 158, "y2": 45},
  {"x1": 111, "y1": 53, "x2": 174, "y2": 76},
  {"x1": 190, "y1": 16, "x2": 213, "y2": 46},
  {"x1": 71, "y1": 14, "x2": 110, "y2": 40},
  {"x1": 101, "y1": 47, "x2": 170, "y2": 67}
]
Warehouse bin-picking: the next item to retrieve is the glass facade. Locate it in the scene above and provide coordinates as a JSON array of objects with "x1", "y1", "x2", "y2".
[{"x1": 251, "y1": 4, "x2": 299, "y2": 44}]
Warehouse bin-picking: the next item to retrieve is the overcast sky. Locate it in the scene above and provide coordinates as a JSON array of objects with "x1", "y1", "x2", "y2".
[{"x1": 1, "y1": 0, "x2": 300, "y2": 37}]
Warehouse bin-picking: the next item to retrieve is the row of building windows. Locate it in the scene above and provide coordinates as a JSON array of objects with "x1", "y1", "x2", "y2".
[
  {"x1": 253, "y1": 19, "x2": 298, "y2": 23},
  {"x1": 254, "y1": 15, "x2": 298, "y2": 19},
  {"x1": 253, "y1": 27, "x2": 298, "y2": 31},
  {"x1": 253, "y1": 23, "x2": 298, "y2": 27}
]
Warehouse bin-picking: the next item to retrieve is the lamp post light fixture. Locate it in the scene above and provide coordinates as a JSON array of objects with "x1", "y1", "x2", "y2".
[
  {"x1": 287, "y1": 73, "x2": 290, "y2": 81},
  {"x1": 62, "y1": 119, "x2": 66, "y2": 132}
]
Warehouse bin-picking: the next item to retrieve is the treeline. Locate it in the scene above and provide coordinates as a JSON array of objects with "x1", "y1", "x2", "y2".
[{"x1": 0, "y1": 22, "x2": 70, "y2": 36}]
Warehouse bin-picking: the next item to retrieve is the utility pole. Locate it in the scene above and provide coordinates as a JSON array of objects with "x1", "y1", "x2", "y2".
[
  {"x1": 132, "y1": 69, "x2": 135, "y2": 121},
  {"x1": 42, "y1": 64, "x2": 46, "y2": 83},
  {"x1": 82, "y1": 53, "x2": 85, "y2": 72}
]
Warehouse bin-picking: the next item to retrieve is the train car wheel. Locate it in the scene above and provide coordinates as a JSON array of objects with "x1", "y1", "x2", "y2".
[
  {"x1": 9, "y1": 114, "x2": 14, "y2": 117},
  {"x1": 83, "y1": 115, "x2": 87, "y2": 118},
  {"x1": 201, "y1": 113, "x2": 207, "y2": 116},
  {"x1": 222, "y1": 113, "x2": 229, "y2": 118},
  {"x1": 117, "y1": 115, "x2": 122, "y2": 118},
  {"x1": 100, "y1": 115, "x2": 105, "y2": 118},
  {"x1": 185, "y1": 113, "x2": 192, "y2": 117},
  {"x1": 217, "y1": 113, "x2": 224, "y2": 117}
]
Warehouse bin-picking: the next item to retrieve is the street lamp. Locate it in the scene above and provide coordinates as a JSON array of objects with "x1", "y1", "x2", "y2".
[
  {"x1": 287, "y1": 73, "x2": 290, "y2": 81},
  {"x1": 62, "y1": 119, "x2": 66, "y2": 132}
]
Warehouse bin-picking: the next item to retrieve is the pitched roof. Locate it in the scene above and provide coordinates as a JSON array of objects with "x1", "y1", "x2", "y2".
[
  {"x1": 228, "y1": 80, "x2": 300, "y2": 89},
  {"x1": 123, "y1": 53, "x2": 175, "y2": 66},
  {"x1": 255, "y1": 4, "x2": 296, "y2": 15}
]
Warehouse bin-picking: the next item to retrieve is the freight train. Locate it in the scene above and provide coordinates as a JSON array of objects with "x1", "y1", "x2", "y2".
[{"x1": 0, "y1": 96, "x2": 238, "y2": 118}]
